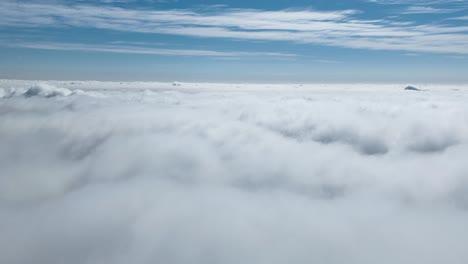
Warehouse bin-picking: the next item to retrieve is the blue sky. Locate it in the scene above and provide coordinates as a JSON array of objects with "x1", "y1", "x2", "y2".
[{"x1": 0, "y1": 0, "x2": 467, "y2": 83}]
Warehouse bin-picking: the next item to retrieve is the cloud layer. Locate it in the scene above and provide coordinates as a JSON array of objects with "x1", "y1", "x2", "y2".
[
  {"x1": 1, "y1": 1, "x2": 468, "y2": 54},
  {"x1": 1, "y1": 80, "x2": 468, "y2": 264}
]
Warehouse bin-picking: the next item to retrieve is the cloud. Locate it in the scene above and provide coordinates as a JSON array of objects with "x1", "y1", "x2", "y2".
[
  {"x1": 367, "y1": 0, "x2": 466, "y2": 5},
  {"x1": 401, "y1": 6, "x2": 460, "y2": 14},
  {"x1": 23, "y1": 83, "x2": 72, "y2": 97},
  {"x1": 1, "y1": 2, "x2": 468, "y2": 54},
  {"x1": 98, "y1": 0, "x2": 175, "y2": 2},
  {"x1": 450, "y1": 15, "x2": 468, "y2": 20},
  {"x1": 2, "y1": 80, "x2": 468, "y2": 263},
  {"x1": 9, "y1": 42, "x2": 296, "y2": 58}
]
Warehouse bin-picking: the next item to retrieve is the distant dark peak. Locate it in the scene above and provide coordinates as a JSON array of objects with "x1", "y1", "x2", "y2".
[{"x1": 404, "y1": 85, "x2": 420, "y2": 91}]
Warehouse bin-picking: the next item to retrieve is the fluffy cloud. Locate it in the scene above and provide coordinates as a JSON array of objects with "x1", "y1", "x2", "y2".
[{"x1": 1, "y1": 80, "x2": 468, "y2": 264}]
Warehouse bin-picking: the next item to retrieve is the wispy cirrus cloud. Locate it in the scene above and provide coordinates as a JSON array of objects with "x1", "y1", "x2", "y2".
[
  {"x1": 450, "y1": 16, "x2": 468, "y2": 20},
  {"x1": 9, "y1": 42, "x2": 296, "y2": 58},
  {"x1": 1, "y1": 1, "x2": 468, "y2": 54},
  {"x1": 401, "y1": 6, "x2": 460, "y2": 14},
  {"x1": 367, "y1": 0, "x2": 466, "y2": 5}
]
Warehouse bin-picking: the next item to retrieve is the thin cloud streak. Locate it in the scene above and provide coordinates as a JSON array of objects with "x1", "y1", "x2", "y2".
[
  {"x1": 450, "y1": 16, "x2": 468, "y2": 20},
  {"x1": 401, "y1": 6, "x2": 461, "y2": 14},
  {"x1": 367, "y1": 0, "x2": 466, "y2": 5},
  {"x1": 10, "y1": 42, "x2": 297, "y2": 57}
]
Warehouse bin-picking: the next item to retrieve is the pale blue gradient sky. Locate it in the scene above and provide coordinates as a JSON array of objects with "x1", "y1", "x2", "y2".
[{"x1": 1, "y1": 0, "x2": 467, "y2": 83}]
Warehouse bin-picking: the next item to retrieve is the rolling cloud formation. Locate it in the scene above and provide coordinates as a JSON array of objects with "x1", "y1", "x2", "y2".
[{"x1": 1, "y1": 80, "x2": 468, "y2": 264}]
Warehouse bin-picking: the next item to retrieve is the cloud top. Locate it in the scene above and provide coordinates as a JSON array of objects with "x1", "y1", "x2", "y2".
[{"x1": 1, "y1": 80, "x2": 468, "y2": 264}]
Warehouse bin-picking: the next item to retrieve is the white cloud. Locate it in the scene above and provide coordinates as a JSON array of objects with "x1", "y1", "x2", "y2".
[
  {"x1": 450, "y1": 15, "x2": 468, "y2": 20},
  {"x1": 1, "y1": 2, "x2": 468, "y2": 54},
  {"x1": 401, "y1": 6, "x2": 460, "y2": 14},
  {"x1": 368, "y1": 0, "x2": 465, "y2": 5},
  {"x1": 1, "y1": 80, "x2": 468, "y2": 263},
  {"x1": 9, "y1": 42, "x2": 296, "y2": 57}
]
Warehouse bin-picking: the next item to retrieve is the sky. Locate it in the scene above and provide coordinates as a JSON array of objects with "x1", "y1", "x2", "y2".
[{"x1": 0, "y1": 0, "x2": 467, "y2": 83}]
